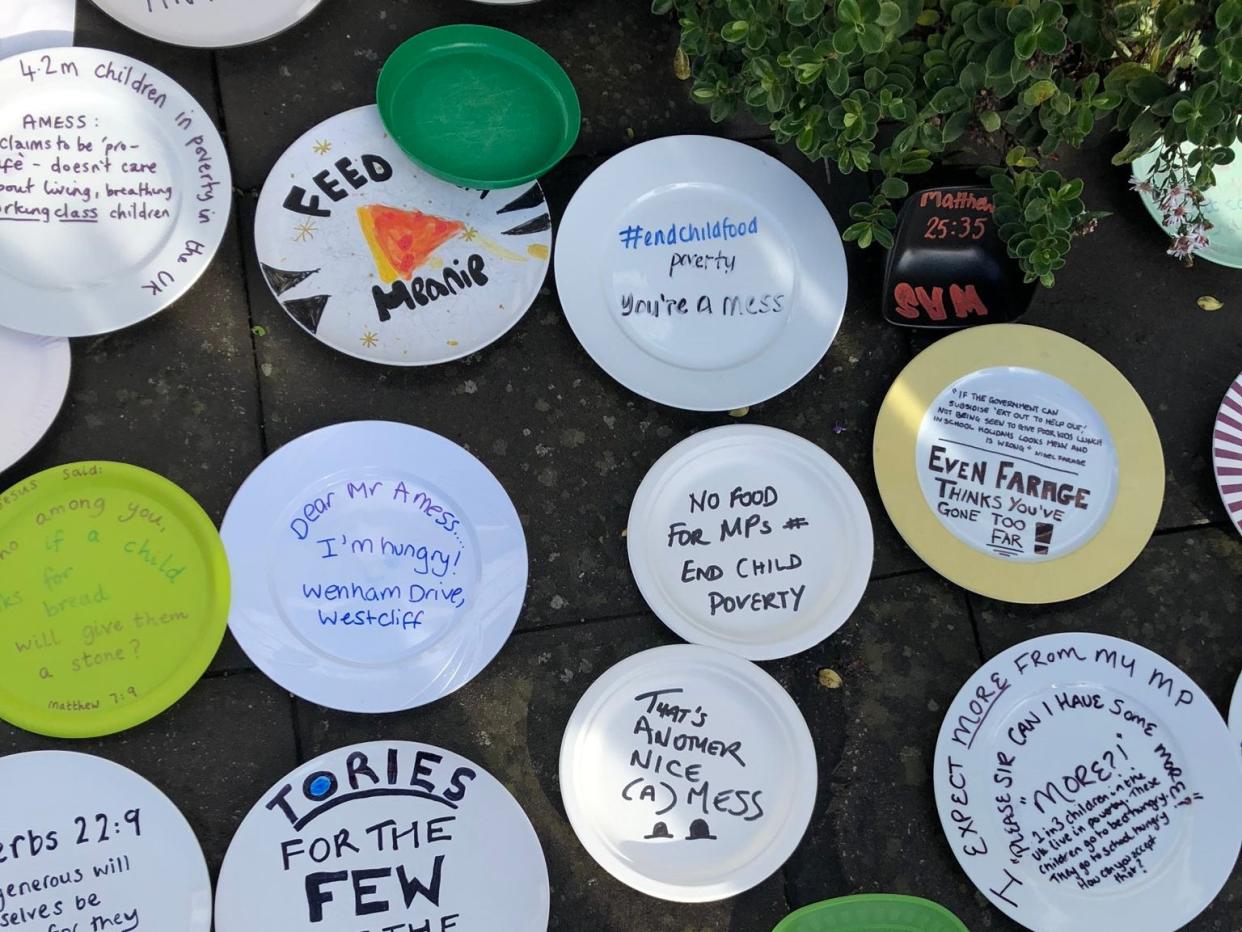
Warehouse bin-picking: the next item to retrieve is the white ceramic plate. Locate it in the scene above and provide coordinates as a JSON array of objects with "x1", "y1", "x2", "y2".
[
  {"x1": 0, "y1": 751, "x2": 212, "y2": 930},
  {"x1": 91, "y1": 0, "x2": 324, "y2": 48},
  {"x1": 0, "y1": 327, "x2": 69, "y2": 470},
  {"x1": 221, "y1": 420, "x2": 527, "y2": 713},
  {"x1": 560, "y1": 643, "x2": 817, "y2": 901},
  {"x1": 934, "y1": 632, "x2": 1242, "y2": 932},
  {"x1": 256, "y1": 106, "x2": 550, "y2": 366},
  {"x1": 215, "y1": 741, "x2": 549, "y2": 932},
  {"x1": 555, "y1": 135, "x2": 847, "y2": 411},
  {"x1": 1211, "y1": 371, "x2": 1242, "y2": 536},
  {"x1": 628, "y1": 425, "x2": 872, "y2": 660},
  {"x1": 0, "y1": 47, "x2": 230, "y2": 336}
]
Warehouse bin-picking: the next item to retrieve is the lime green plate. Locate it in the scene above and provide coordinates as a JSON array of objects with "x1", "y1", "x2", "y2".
[
  {"x1": 774, "y1": 895, "x2": 969, "y2": 932},
  {"x1": 377, "y1": 25, "x2": 581, "y2": 189},
  {"x1": 0, "y1": 462, "x2": 230, "y2": 738}
]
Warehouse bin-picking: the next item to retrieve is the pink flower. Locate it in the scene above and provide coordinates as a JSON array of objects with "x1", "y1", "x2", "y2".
[
  {"x1": 1165, "y1": 201, "x2": 1189, "y2": 222},
  {"x1": 1167, "y1": 236, "x2": 1194, "y2": 259},
  {"x1": 1130, "y1": 177, "x2": 1154, "y2": 194}
]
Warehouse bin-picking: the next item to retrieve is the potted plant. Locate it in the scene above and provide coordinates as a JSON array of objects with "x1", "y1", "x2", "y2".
[{"x1": 653, "y1": 0, "x2": 1242, "y2": 283}]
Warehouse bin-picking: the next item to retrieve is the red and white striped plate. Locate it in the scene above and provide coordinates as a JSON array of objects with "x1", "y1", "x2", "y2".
[{"x1": 1213, "y1": 372, "x2": 1242, "y2": 535}]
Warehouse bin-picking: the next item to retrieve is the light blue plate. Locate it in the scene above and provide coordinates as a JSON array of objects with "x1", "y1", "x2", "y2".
[{"x1": 1132, "y1": 139, "x2": 1242, "y2": 269}]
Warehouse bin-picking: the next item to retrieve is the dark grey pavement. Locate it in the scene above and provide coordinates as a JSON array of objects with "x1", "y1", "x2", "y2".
[{"x1": 2, "y1": 2, "x2": 1241, "y2": 930}]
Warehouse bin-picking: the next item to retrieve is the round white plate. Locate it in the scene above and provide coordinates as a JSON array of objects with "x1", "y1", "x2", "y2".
[
  {"x1": 0, "y1": 48, "x2": 230, "y2": 336},
  {"x1": 555, "y1": 135, "x2": 847, "y2": 411},
  {"x1": 934, "y1": 632, "x2": 1242, "y2": 932},
  {"x1": 559, "y1": 643, "x2": 817, "y2": 902},
  {"x1": 215, "y1": 741, "x2": 549, "y2": 931},
  {"x1": 256, "y1": 106, "x2": 550, "y2": 366},
  {"x1": 0, "y1": 326, "x2": 69, "y2": 470},
  {"x1": 91, "y1": 0, "x2": 324, "y2": 49},
  {"x1": 628, "y1": 425, "x2": 872, "y2": 660},
  {"x1": 221, "y1": 420, "x2": 527, "y2": 713},
  {"x1": 0, "y1": 751, "x2": 212, "y2": 931},
  {"x1": 1211, "y1": 371, "x2": 1242, "y2": 537}
]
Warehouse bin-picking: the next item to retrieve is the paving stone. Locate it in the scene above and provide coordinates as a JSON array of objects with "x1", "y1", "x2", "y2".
[
  {"x1": 775, "y1": 571, "x2": 1016, "y2": 928},
  {"x1": 296, "y1": 612, "x2": 790, "y2": 931},
  {"x1": 0, "y1": 671, "x2": 297, "y2": 877},
  {"x1": 972, "y1": 526, "x2": 1242, "y2": 930},
  {"x1": 213, "y1": 0, "x2": 770, "y2": 193}
]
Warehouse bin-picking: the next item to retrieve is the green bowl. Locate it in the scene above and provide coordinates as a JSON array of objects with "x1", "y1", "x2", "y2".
[
  {"x1": 377, "y1": 24, "x2": 581, "y2": 189},
  {"x1": 774, "y1": 895, "x2": 970, "y2": 932}
]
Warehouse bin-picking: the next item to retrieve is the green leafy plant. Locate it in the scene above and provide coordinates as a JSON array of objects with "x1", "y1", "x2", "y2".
[{"x1": 653, "y1": 0, "x2": 1242, "y2": 284}]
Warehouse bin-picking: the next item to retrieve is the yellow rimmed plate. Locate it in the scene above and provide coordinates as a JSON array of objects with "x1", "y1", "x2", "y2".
[{"x1": 874, "y1": 324, "x2": 1162, "y2": 603}]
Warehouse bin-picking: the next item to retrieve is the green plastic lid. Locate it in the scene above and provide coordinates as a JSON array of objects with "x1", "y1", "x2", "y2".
[
  {"x1": 377, "y1": 24, "x2": 581, "y2": 189},
  {"x1": 774, "y1": 895, "x2": 969, "y2": 932},
  {"x1": 0, "y1": 462, "x2": 230, "y2": 738}
]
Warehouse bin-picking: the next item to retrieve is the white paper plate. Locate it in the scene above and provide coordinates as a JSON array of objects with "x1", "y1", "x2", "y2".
[
  {"x1": 1211, "y1": 371, "x2": 1242, "y2": 536},
  {"x1": 0, "y1": 326, "x2": 69, "y2": 470},
  {"x1": 0, "y1": 751, "x2": 212, "y2": 931},
  {"x1": 90, "y1": 0, "x2": 324, "y2": 49},
  {"x1": 559, "y1": 643, "x2": 816, "y2": 901},
  {"x1": 0, "y1": 48, "x2": 230, "y2": 336},
  {"x1": 628, "y1": 425, "x2": 872, "y2": 660},
  {"x1": 221, "y1": 421, "x2": 526, "y2": 713},
  {"x1": 256, "y1": 106, "x2": 550, "y2": 366},
  {"x1": 934, "y1": 632, "x2": 1242, "y2": 932},
  {"x1": 215, "y1": 741, "x2": 549, "y2": 932},
  {"x1": 555, "y1": 135, "x2": 847, "y2": 411}
]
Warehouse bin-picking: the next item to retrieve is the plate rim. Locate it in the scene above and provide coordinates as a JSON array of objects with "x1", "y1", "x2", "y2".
[
  {"x1": 87, "y1": 0, "x2": 326, "y2": 49},
  {"x1": 872, "y1": 323, "x2": 1164, "y2": 603},
  {"x1": 0, "y1": 330, "x2": 70, "y2": 471}
]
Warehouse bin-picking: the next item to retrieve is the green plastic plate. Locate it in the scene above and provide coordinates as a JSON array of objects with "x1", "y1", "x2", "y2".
[
  {"x1": 0, "y1": 462, "x2": 230, "y2": 738},
  {"x1": 377, "y1": 25, "x2": 580, "y2": 189},
  {"x1": 774, "y1": 895, "x2": 969, "y2": 932}
]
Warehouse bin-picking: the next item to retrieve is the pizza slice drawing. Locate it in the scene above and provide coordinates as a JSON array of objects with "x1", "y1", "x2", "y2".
[{"x1": 356, "y1": 204, "x2": 466, "y2": 284}]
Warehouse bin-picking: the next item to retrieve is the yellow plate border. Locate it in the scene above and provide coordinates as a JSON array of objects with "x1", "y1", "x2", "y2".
[{"x1": 873, "y1": 324, "x2": 1164, "y2": 603}]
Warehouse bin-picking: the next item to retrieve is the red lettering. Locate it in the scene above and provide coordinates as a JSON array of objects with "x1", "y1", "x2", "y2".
[
  {"x1": 894, "y1": 282, "x2": 920, "y2": 319},
  {"x1": 950, "y1": 283, "x2": 989, "y2": 318},
  {"x1": 916, "y1": 286, "x2": 947, "y2": 321}
]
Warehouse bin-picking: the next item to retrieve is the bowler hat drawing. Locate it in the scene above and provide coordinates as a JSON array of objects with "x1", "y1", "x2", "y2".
[
  {"x1": 644, "y1": 821, "x2": 674, "y2": 840},
  {"x1": 685, "y1": 819, "x2": 717, "y2": 841}
]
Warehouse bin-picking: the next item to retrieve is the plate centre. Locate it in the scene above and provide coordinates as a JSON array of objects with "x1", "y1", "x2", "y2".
[
  {"x1": 268, "y1": 471, "x2": 481, "y2": 667},
  {"x1": 0, "y1": 88, "x2": 181, "y2": 289},
  {"x1": 607, "y1": 183, "x2": 796, "y2": 372},
  {"x1": 915, "y1": 366, "x2": 1119, "y2": 561}
]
